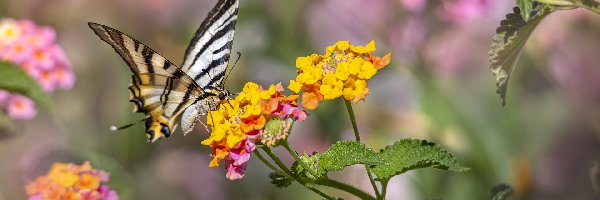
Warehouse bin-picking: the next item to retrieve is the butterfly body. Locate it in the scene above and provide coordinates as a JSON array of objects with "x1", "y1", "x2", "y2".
[{"x1": 89, "y1": 0, "x2": 239, "y2": 143}]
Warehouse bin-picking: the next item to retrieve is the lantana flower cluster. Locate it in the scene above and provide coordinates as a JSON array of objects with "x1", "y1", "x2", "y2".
[
  {"x1": 288, "y1": 40, "x2": 391, "y2": 110},
  {"x1": 25, "y1": 162, "x2": 118, "y2": 200},
  {"x1": 202, "y1": 82, "x2": 308, "y2": 180},
  {"x1": 0, "y1": 18, "x2": 75, "y2": 120}
]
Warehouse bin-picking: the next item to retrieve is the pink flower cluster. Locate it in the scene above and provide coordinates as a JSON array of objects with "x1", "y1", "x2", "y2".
[
  {"x1": 26, "y1": 162, "x2": 118, "y2": 200},
  {"x1": 0, "y1": 18, "x2": 75, "y2": 120}
]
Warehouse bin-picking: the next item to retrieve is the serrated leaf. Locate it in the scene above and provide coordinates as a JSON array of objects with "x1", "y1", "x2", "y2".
[
  {"x1": 268, "y1": 172, "x2": 293, "y2": 188},
  {"x1": 371, "y1": 139, "x2": 468, "y2": 181},
  {"x1": 0, "y1": 61, "x2": 52, "y2": 110},
  {"x1": 516, "y1": 0, "x2": 534, "y2": 21},
  {"x1": 489, "y1": 6, "x2": 549, "y2": 106},
  {"x1": 317, "y1": 141, "x2": 383, "y2": 173},
  {"x1": 490, "y1": 184, "x2": 513, "y2": 200}
]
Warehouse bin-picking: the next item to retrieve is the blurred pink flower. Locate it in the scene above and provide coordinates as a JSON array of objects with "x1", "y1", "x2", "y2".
[
  {"x1": 53, "y1": 66, "x2": 75, "y2": 90},
  {"x1": 549, "y1": 43, "x2": 600, "y2": 102},
  {"x1": 31, "y1": 48, "x2": 54, "y2": 70},
  {"x1": 0, "y1": 18, "x2": 75, "y2": 121},
  {"x1": 38, "y1": 70, "x2": 56, "y2": 92},
  {"x1": 389, "y1": 17, "x2": 428, "y2": 64},
  {"x1": 399, "y1": 0, "x2": 426, "y2": 13},
  {"x1": 6, "y1": 95, "x2": 36, "y2": 120},
  {"x1": 0, "y1": 19, "x2": 22, "y2": 46},
  {"x1": 0, "y1": 89, "x2": 9, "y2": 104},
  {"x1": 305, "y1": 0, "x2": 392, "y2": 47},
  {"x1": 24, "y1": 26, "x2": 55, "y2": 48},
  {"x1": 21, "y1": 61, "x2": 42, "y2": 79},
  {"x1": 439, "y1": 0, "x2": 491, "y2": 24},
  {"x1": 2, "y1": 39, "x2": 33, "y2": 63},
  {"x1": 423, "y1": 25, "x2": 491, "y2": 77},
  {"x1": 0, "y1": 18, "x2": 74, "y2": 93}
]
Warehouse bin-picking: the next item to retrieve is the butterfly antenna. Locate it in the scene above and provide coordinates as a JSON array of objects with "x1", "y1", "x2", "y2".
[
  {"x1": 222, "y1": 52, "x2": 241, "y2": 88},
  {"x1": 110, "y1": 117, "x2": 147, "y2": 132}
]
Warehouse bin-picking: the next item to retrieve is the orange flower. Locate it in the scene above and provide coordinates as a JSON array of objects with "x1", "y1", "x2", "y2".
[
  {"x1": 75, "y1": 173, "x2": 101, "y2": 190},
  {"x1": 301, "y1": 92, "x2": 322, "y2": 110}
]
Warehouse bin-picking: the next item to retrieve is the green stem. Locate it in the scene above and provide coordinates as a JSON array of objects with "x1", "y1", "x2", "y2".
[
  {"x1": 260, "y1": 147, "x2": 336, "y2": 200},
  {"x1": 281, "y1": 141, "x2": 318, "y2": 177},
  {"x1": 262, "y1": 147, "x2": 297, "y2": 180},
  {"x1": 344, "y1": 100, "x2": 382, "y2": 199},
  {"x1": 574, "y1": 0, "x2": 600, "y2": 15},
  {"x1": 366, "y1": 167, "x2": 382, "y2": 200},
  {"x1": 536, "y1": 0, "x2": 575, "y2": 6},
  {"x1": 344, "y1": 100, "x2": 361, "y2": 142},
  {"x1": 318, "y1": 179, "x2": 377, "y2": 200},
  {"x1": 381, "y1": 180, "x2": 389, "y2": 199},
  {"x1": 254, "y1": 150, "x2": 289, "y2": 178}
]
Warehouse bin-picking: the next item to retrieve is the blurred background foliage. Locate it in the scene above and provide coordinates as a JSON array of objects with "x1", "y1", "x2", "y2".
[{"x1": 1, "y1": 0, "x2": 600, "y2": 199}]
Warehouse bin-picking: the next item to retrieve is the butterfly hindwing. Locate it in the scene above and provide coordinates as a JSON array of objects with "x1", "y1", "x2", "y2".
[
  {"x1": 89, "y1": 22, "x2": 206, "y2": 143},
  {"x1": 181, "y1": 0, "x2": 239, "y2": 89}
]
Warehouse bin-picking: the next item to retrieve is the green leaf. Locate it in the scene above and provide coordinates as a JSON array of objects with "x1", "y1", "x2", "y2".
[
  {"x1": 268, "y1": 172, "x2": 293, "y2": 188},
  {"x1": 490, "y1": 184, "x2": 513, "y2": 200},
  {"x1": 488, "y1": 5, "x2": 549, "y2": 106},
  {"x1": 291, "y1": 153, "x2": 324, "y2": 180},
  {"x1": 316, "y1": 141, "x2": 383, "y2": 173},
  {"x1": 0, "y1": 112, "x2": 15, "y2": 130},
  {"x1": 0, "y1": 61, "x2": 52, "y2": 110},
  {"x1": 371, "y1": 139, "x2": 468, "y2": 181},
  {"x1": 516, "y1": 0, "x2": 534, "y2": 21}
]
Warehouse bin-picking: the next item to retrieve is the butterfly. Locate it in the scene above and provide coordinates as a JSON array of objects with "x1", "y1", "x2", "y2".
[{"x1": 88, "y1": 0, "x2": 239, "y2": 143}]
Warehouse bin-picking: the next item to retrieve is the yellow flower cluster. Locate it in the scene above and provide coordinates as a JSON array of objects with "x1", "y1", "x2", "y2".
[
  {"x1": 202, "y1": 82, "x2": 307, "y2": 180},
  {"x1": 25, "y1": 161, "x2": 118, "y2": 200},
  {"x1": 288, "y1": 40, "x2": 391, "y2": 110},
  {"x1": 201, "y1": 82, "x2": 281, "y2": 168}
]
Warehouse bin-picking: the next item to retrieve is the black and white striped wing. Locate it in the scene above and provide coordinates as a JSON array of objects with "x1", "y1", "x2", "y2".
[
  {"x1": 180, "y1": 0, "x2": 239, "y2": 89},
  {"x1": 89, "y1": 22, "x2": 206, "y2": 143}
]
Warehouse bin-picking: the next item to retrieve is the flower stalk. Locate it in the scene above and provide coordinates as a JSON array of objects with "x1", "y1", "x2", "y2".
[
  {"x1": 344, "y1": 100, "x2": 382, "y2": 199},
  {"x1": 259, "y1": 147, "x2": 336, "y2": 200},
  {"x1": 317, "y1": 179, "x2": 377, "y2": 200},
  {"x1": 281, "y1": 140, "x2": 318, "y2": 177},
  {"x1": 574, "y1": 0, "x2": 600, "y2": 15}
]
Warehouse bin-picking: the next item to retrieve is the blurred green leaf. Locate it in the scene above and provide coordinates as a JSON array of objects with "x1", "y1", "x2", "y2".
[
  {"x1": 488, "y1": 5, "x2": 549, "y2": 106},
  {"x1": 371, "y1": 139, "x2": 468, "y2": 182},
  {"x1": 0, "y1": 61, "x2": 52, "y2": 110},
  {"x1": 316, "y1": 141, "x2": 383, "y2": 173},
  {"x1": 0, "y1": 112, "x2": 15, "y2": 130},
  {"x1": 268, "y1": 172, "x2": 293, "y2": 188},
  {"x1": 516, "y1": 0, "x2": 534, "y2": 21},
  {"x1": 490, "y1": 184, "x2": 513, "y2": 200}
]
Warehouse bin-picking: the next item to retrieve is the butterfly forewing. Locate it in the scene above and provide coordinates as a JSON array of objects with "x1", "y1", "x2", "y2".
[
  {"x1": 89, "y1": 22, "x2": 205, "y2": 143},
  {"x1": 89, "y1": 0, "x2": 239, "y2": 143},
  {"x1": 181, "y1": 0, "x2": 239, "y2": 89}
]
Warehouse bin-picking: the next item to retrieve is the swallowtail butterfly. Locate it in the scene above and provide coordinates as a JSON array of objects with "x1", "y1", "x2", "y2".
[{"x1": 89, "y1": 0, "x2": 239, "y2": 143}]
